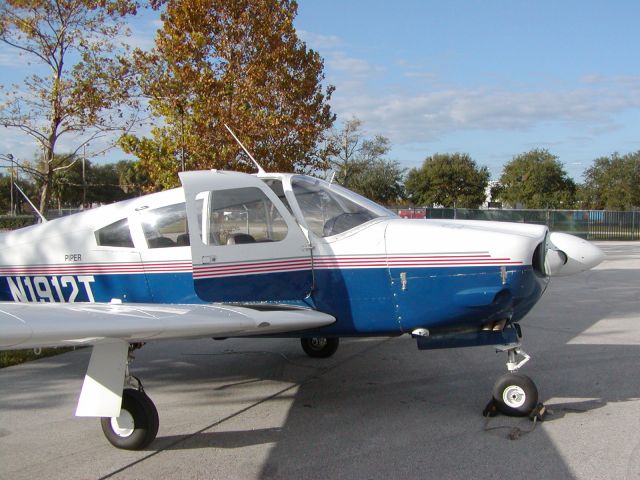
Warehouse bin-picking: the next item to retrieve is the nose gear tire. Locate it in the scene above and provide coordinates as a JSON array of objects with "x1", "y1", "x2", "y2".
[{"x1": 492, "y1": 373, "x2": 538, "y2": 416}]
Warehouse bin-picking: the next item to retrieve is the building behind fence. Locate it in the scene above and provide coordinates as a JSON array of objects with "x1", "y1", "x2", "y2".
[{"x1": 393, "y1": 208, "x2": 640, "y2": 241}]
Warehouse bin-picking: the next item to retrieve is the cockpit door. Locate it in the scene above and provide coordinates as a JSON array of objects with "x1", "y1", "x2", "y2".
[{"x1": 179, "y1": 170, "x2": 313, "y2": 302}]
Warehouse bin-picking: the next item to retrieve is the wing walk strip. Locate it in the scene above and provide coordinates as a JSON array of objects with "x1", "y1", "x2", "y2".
[{"x1": 96, "y1": 337, "x2": 394, "y2": 480}]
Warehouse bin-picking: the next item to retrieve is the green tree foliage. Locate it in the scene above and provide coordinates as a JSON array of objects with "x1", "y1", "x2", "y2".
[
  {"x1": 122, "y1": 0, "x2": 335, "y2": 190},
  {"x1": 34, "y1": 156, "x2": 143, "y2": 209},
  {"x1": 115, "y1": 160, "x2": 150, "y2": 196},
  {"x1": 0, "y1": 169, "x2": 38, "y2": 215},
  {"x1": 0, "y1": 0, "x2": 141, "y2": 212},
  {"x1": 340, "y1": 159, "x2": 405, "y2": 205},
  {"x1": 405, "y1": 153, "x2": 489, "y2": 208},
  {"x1": 325, "y1": 117, "x2": 404, "y2": 204},
  {"x1": 581, "y1": 151, "x2": 640, "y2": 210},
  {"x1": 0, "y1": 174, "x2": 14, "y2": 213},
  {"x1": 495, "y1": 149, "x2": 576, "y2": 209}
]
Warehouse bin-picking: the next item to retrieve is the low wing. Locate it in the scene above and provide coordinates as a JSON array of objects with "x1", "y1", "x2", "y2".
[
  {"x1": 0, "y1": 301, "x2": 335, "y2": 418},
  {"x1": 0, "y1": 302, "x2": 335, "y2": 350}
]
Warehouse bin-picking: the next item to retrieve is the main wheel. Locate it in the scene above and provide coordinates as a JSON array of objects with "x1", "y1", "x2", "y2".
[
  {"x1": 301, "y1": 337, "x2": 339, "y2": 358},
  {"x1": 492, "y1": 373, "x2": 538, "y2": 416},
  {"x1": 100, "y1": 389, "x2": 159, "y2": 450}
]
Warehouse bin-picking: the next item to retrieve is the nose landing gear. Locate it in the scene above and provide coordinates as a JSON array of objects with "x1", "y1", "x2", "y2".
[{"x1": 486, "y1": 344, "x2": 543, "y2": 419}]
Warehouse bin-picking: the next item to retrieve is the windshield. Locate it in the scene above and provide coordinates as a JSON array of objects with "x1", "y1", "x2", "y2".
[{"x1": 290, "y1": 176, "x2": 395, "y2": 237}]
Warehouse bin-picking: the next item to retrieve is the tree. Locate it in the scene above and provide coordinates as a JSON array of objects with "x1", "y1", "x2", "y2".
[
  {"x1": 581, "y1": 151, "x2": 640, "y2": 210},
  {"x1": 323, "y1": 117, "x2": 404, "y2": 204},
  {"x1": 115, "y1": 160, "x2": 150, "y2": 196},
  {"x1": 0, "y1": 0, "x2": 141, "y2": 213},
  {"x1": 32, "y1": 156, "x2": 144, "y2": 209},
  {"x1": 341, "y1": 159, "x2": 405, "y2": 205},
  {"x1": 0, "y1": 174, "x2": 13, "y2": 213},
  {"x1": 495, "y1": 149, "x2": 576, "y2": 209},
  {"x1": 405, "y1": 153, "x2": 489, "y2": 208},
  {"x1": 121, "y1": 0, "x2": 335, "y2": 190}
]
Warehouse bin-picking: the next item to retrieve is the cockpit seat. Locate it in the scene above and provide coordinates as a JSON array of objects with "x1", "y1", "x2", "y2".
[
  {"x1": 176, "y1": 233, "x2": 190, "y2": 246},
  {"x1": 227, "y1": 233, "x2": 256, "y2": 245},
  {"x1": 147, "y1": 236, "x2": 176, "y2": 248}
]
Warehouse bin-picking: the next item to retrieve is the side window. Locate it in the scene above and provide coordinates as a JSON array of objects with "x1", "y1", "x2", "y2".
[
  {"x1": 95, "y1": 218, "x2": 134, "y2": 248},
  {"x1": 198, "y1": 187, "x2": 288, "y2": 245},
  {"x1": 139, "y1": 203, "x2": 190, "y2": 249}
]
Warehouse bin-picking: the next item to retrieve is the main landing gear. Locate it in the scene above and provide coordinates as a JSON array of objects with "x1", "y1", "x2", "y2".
[
  {"x1": 100, "y1": 344, "x2": 159, "y2": 450},
  {"x1": 488, "y1": 344, "x2": 540, "y2": 417},
  {"x1": 301, "y1": 337, "x2": 339, "y2": 358}
]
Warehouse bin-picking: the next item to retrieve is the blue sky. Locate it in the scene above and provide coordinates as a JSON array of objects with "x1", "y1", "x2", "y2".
[
  {"x1": 295, "y1": 0, "x2": 640, "y2": 180},
  {"x1": 1, "y1": 0, "x2": 639, "y2": 181}
]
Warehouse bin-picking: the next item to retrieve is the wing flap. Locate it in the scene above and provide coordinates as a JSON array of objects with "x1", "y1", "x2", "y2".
[{"x1": 0, "y1": 302, "x2": 335, "y2": 350}]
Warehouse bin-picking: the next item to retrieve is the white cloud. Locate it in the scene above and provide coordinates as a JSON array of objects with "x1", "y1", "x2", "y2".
[
  {"x1": 327, "y1": 52, "x2": 385, "y2": 77},
  {"x1": 403, "y1": 71, "x2": 437, "y2": 81},
  {"x1": 329, "y1": 77, "x2": 640, "y2": 145},
  {"x1": 0, "y1": 48, "x2": 29, "y2": 68},
  {"x1": 298, "y1": 30, "x2": 343, "y2": 50},
  {"x1": 126, "y1": 19, "x2": 160, "y2": 51}
]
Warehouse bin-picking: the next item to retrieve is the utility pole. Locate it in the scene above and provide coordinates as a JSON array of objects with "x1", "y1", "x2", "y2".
[
  {"x1": 82, "y1": 144, "x2": 87, "y2": 208},
  {"x1": 1, "y1": 153, "x2": 15, "y2": 215}
]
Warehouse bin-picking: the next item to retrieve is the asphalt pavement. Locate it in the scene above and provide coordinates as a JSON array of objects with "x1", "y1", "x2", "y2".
[{"x1": 1, "y1": 241, "x2": 639, "y2": 480}]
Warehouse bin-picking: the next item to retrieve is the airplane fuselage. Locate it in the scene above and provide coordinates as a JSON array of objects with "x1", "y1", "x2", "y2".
[{"x1": 0, "y1": 172, "x2": 554, "y2": 339}]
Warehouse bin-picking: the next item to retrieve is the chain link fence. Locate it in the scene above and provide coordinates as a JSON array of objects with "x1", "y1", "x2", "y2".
[{"x1": 393, "y1": 208, "x2": 640, "y2": 241}]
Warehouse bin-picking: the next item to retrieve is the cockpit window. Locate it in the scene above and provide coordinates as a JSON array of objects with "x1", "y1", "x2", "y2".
[
  {"x1": 139, "y1": 202, "x2": 190, "y2": 248},
  {"x1": 291, "y1": 176, "x2": 393, "y2": 237},
  {"x1": 95, "y1": 218, "x2": 134, "y2": 248}
]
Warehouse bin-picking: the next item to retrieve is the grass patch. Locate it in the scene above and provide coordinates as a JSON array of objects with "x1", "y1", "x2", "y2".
[{"x1": 0, "y1": 347, "x2": 78, "y2": 368}]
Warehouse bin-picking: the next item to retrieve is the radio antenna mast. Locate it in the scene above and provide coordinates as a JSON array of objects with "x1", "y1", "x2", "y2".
[
  {"x1": 224, "y1": 124, "x2": 266, "y2": 174},
  {"x1": 14, "y1": 182, "x2": 47, "y2": 223}
]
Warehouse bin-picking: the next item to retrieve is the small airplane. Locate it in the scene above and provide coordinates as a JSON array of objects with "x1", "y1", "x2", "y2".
[{"x1": 0, "y1": 162, "x2": 604, "y2": 450}]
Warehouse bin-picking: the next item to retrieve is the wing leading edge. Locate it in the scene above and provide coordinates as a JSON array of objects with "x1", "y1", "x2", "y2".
[{"x1": 0, "y1": 302, "x2": 336, "y2": 350}]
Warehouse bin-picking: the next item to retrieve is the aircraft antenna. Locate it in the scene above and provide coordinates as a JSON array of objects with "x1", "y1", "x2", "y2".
[
  {"x1": 328, "y1": 171, "x2": 336, "y2": 185},
  {"x1": 224, "y1": 124, "x2": 266, "y2": 175},
  {"x1": 14, "y1": 182, "x2": 47, "y2": 223}
]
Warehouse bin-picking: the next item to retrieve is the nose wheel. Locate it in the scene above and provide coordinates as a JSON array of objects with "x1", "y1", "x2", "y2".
[
  {"x1": 492, "y1": 373, "x2": 538, "y2": 416},
  {"x1": 487, "y1": 344, "x2": 542, "y2": 418}
]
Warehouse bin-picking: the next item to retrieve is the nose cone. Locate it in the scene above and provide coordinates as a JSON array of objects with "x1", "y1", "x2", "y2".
[{"x1": 547, "y1": 232, "x2": 605, "y2": 276}]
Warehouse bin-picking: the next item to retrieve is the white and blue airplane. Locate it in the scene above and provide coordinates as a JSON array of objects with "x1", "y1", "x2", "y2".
[{"x1": 0, "y1": 168, "x2": 604, "y2": 450}]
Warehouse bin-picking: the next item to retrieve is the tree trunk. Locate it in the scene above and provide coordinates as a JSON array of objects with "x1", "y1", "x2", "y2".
[{"x1": 38, "y1": 156, "x2": 53, "y2": 215}]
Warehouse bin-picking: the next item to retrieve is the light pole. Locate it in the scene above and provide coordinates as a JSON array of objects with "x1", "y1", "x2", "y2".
[
  {"x1": 0, "y1": 153, "x2": 15, "y2": 215},
  {"x1": 82, "y1": 144, "x2": 88, "y2": 209}
]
